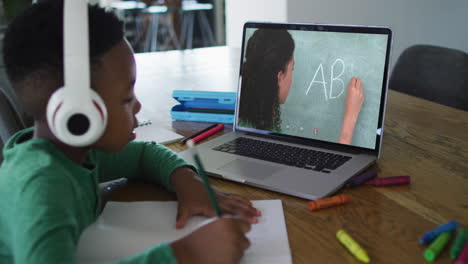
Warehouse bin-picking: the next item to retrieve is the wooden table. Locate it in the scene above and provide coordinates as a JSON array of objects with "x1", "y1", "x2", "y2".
[{"x1": 110, "y1": 46, "x2": 468, "y2": 263}]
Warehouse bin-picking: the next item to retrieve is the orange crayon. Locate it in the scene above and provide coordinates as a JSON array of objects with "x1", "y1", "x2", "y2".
[{"x1": 308, "y1": 195, "x2": 352, "y2": 211}]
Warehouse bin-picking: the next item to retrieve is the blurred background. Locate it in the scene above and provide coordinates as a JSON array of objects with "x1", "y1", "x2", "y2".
[
  {"x1": 0, "y1": 0, "x2": 467, "y2": 141},
  {"x1": 1, "y1": 0, "x2": 467, "y2": 68},
  {"x1": 97, "y1": 0, "x2": 226, "y2": 53}
]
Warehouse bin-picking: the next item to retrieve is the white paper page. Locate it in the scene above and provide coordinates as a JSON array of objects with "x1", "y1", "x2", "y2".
[
  {"x1": 76, "y1": 200, "x2": 291, "y2": 264},
  {"x1": 135, "y1": 120, "x2": 183, "y2": 145}
]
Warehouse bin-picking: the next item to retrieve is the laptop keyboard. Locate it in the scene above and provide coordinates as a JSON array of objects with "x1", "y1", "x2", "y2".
[{"x1": 212, "y1": 137, "x2": 352, "y2": 173}]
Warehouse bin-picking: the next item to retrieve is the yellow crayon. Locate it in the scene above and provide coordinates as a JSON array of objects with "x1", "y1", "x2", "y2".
[{"x1": 336, "y1": 229, "x2": 370, "y2": 263}]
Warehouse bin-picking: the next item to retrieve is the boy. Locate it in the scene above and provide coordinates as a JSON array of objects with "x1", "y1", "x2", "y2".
[{"x1": 0, "y1": 1, "x2": 260, "y2": 263}]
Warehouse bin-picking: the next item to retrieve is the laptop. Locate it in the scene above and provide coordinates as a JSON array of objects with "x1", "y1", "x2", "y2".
[{"x1": 180, "y1": 22, "x2": 392, "y2": 200}]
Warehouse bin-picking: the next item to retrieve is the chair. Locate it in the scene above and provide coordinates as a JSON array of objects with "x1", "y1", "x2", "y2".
[
  {"x1": 389, "y1": 45, "x2": 468, "y2": 111},
  {"x1": 179, "y1": 0, "x2": 215, "y2": 49},
  {"x1": 0, "y1": 87, "x2": 26, "y2": 164},
  {"x1": 142, "y1": 5, "x2": 179, "y2": 52},
  {"x1": 110, "y1": 1, "x2": 148, "y2": 52}
]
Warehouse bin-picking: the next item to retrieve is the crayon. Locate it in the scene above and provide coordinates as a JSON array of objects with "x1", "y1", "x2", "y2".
[
  {"x1": 181, "y1": 124, "x2": 219, "y2": 144},
  {"x1": 336, "y1": 229, "x2": 370, "y2": 263},
  {"x1": 420, "y1": 220, "x2": 458, "y2": 245},
  {"x1": 190, "y1": 124, "x2": 225, "y2": 144},
  {"x1": 455, "y1": 243, "x2": 468, "y2": 264},
  {"x1": 424, "y1": 232, "x2": 452, "y2": 262},
  {"x1": 308, "y1": 195, "x2": 351, "y2": 211},
  {"x1": 366, "y1": 176, "x2": 410, "y2": 186},
  {"x1": 346, "y1": 170, "x2": 377, "y2": 187},
  {"x1": 452, "y1": 229, "x2": 468, "y2": 260}
]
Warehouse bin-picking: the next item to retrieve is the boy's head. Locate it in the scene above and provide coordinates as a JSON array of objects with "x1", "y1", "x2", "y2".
[{"x1": 3, "y1": 0, "x2": 142, "y2": 151}]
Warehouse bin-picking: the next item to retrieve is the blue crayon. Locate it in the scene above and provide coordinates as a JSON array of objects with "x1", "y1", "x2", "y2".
[
  {"x1": 420, "y1": 220, "x2": 458, "y2": 245},
  {"x1": 346, "y1": 170, "x2": 378, "y2": 187}
]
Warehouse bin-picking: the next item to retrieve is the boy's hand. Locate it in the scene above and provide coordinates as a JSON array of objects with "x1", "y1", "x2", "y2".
[
  {"x1": 170, "y1": 167, "x2": 261, "y2": 229},
  {"x1": 176, "y1": 188, "x2": 261, "y2": 228},
  {"x1": 171, "y1": 217, "x2": 251, "y2": 264}
]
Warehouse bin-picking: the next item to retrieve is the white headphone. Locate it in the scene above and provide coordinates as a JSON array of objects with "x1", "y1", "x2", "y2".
[{"x1": 46, "y1": 0, "x2": 108, "y2": 147}]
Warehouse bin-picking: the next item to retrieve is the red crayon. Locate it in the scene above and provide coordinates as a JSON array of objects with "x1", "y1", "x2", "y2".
[
  {"x1": 191, "y1": 124, "x2": 225, "y2": 144},
  {"x1": 366, "y1": 176, "x2": 411, "y2": 186},
  {"x1": 181, "y1": 124, "x2": 218, "y2": 144},
  {"x1": 456, "y1": 243, "x2": 468, "y2": 264},
  {"x1": 308, "y1": 195, "x2": 352, "y2": 211}
]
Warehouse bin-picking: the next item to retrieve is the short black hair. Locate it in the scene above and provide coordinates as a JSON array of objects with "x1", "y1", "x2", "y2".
[
  {"x1": 3, "y1": 0, "x2": 124, "y2": 84},
  {"x1": 2, "y1": 0, "x2": 125, "y2": 119}
]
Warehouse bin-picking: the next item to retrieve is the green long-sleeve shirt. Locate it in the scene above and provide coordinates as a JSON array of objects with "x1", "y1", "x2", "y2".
[{"x1": 0, "y1": 128, "x2": 190, "y2": 264}]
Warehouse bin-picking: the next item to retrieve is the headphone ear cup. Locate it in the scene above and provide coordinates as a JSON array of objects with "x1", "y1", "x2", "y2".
[
  {"x1": 46, "y1": 87, "x2": 108, "y2": 146},
  {"x1": 47, "y1": 1, "x2": 108, "y2": 147}
]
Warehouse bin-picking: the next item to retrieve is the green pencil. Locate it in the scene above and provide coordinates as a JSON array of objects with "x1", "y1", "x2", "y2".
[{"x1": 187, "y1": 140, "x2": 223, "y2": 216}]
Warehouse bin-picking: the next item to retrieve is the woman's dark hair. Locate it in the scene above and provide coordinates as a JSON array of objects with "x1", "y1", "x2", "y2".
[{"x1": 238, "y1": 28, "x2": 295, "y2": 132}]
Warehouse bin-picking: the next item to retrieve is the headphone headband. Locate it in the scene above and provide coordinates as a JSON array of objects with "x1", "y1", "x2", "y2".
[{"x1": 64, "y1": 0, "x2": 90, "y2": 98}]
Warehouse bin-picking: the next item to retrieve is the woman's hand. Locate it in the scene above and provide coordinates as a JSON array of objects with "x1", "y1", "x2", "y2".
[{"x1": 338, "y1": 77, "x2": 364, "y2": 144}]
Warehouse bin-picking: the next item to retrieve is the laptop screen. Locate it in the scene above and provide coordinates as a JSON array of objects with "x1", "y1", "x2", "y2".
[{"x1": 236, "y1": 22, "x2": 392, "y2": 151}]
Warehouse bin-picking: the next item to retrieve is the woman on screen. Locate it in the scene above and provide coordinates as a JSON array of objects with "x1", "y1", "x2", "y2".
[{"x1": 238, "y1": 28, "x2": 364, "y2": 145}]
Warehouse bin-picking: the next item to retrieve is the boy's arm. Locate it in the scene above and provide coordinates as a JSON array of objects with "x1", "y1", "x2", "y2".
[
  {"x1": 13, "y1": 169, "x2": 179, "y2": 264},
  {"x1": 13, "y1": 172, "x2": 83, "y2": 264},
  {"x1": 95, "y1": 141, "x2": 192, "y2": 191}
]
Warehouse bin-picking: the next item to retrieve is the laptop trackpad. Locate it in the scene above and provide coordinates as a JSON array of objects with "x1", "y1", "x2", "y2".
[{"x1": 217, "y1": 159, "x2": 281, "y2": 180}]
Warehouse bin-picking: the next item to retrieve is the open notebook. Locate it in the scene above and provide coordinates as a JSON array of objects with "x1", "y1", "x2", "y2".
[
  {"x1": 135, "y1": 120, "x2": 184, "y2": 145},
  {"x1": 76, "y1": 200, "x2": 291, "y2": 264}
]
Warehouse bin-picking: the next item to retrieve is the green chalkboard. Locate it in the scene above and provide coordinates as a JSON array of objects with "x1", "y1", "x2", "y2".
[{"x1": 243, "y1": 29, "x2": 388, "y2": 149}]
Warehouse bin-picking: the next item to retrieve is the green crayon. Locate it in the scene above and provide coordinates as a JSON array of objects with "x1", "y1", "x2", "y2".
[
  {"x1": 451, "y1": 229, "x2": 468, "y2": 260},
  {"x1": 424, "y1": 232, "x2": 452, "y2": 262}
]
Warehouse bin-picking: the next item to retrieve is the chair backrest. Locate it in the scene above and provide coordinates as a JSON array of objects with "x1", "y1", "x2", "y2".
[
  {"x1": 0, "y1": 87, "x2": 26, "y2": 164},
  {"x1": 389, "y1": 45, "x2": 468, "y2": 111}
]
